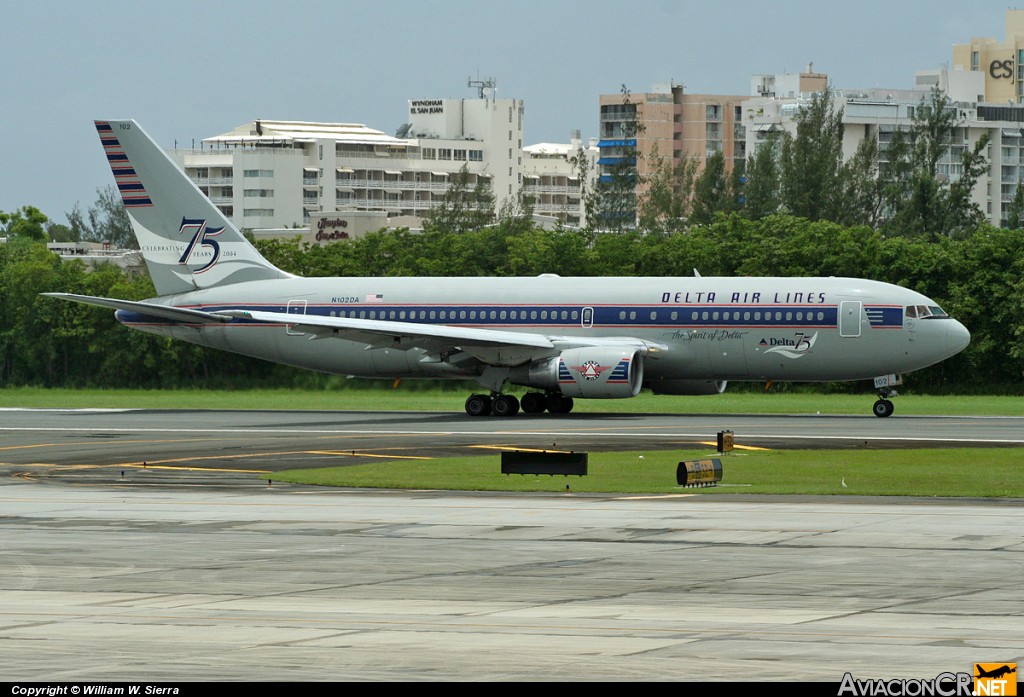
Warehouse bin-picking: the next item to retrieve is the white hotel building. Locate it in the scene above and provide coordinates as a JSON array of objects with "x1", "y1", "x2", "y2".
[
  {"x1": 171, "y1": 94, "x2": 591, "y2": 236},
  {"x1": 742, "y1": 67, "x2": 1024, "y2": 227}
]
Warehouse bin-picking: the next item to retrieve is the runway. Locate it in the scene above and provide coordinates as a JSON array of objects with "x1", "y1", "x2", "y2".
[
  {"x1": 2, "y1": 408, "x2": 1023, "y2": 479},
  {"x1": 1, "y1": 409, "x2": 1022, "y2": 681}
]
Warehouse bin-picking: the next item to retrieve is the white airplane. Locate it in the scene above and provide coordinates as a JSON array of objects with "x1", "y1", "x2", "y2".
[{"x1": 47, "y1": 120, "x2": 971, "y2": 417}]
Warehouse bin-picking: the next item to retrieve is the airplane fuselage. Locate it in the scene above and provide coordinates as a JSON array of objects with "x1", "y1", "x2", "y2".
[{"x1": 117, "y1": 275, "x2": 969, "y2": 388}]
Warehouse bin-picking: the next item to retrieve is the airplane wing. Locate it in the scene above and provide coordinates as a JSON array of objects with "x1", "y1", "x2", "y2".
[
  {"x1": 223, "y1": 308, "x2": 661, "y2": 366},
  {"x1": 44, "y1": 294, "x2": 660, "y2": 367}
]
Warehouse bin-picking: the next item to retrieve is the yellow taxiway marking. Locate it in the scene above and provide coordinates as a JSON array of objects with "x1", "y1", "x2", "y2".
[
  {"x1": 466, "y1": 445, "x2": 573, "y2": 453},
  {"x1": 696, "y1": 441, "x2": 770, "y2": 451},
  {"x1": 307, "y1": 450, "x2": 432, "y2": 460},
  {"x1": 5, "y1": 446, "x2": 432, "y2": 473}
]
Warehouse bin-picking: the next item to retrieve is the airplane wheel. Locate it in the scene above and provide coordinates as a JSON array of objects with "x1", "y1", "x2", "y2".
[
  {"x1": 872, "y1": 399, "x2": 894, "y2": 418},
  {"x1": 492, "y1": 395, "x2": 520, "y2": 417},
  {"x1": 547, "y1": 394, "x2": 574, "y2": 414},
  {"x1": 520, "y1": 392, "x2": 547, "y2": 414},
  {"x1": 465, "y1": 393, "x2": 492, "y2": 417}
]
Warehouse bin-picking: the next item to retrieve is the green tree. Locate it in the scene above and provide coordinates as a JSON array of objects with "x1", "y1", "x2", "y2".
[
  {"x1": 637, "y1": 150, "x2": 698, "y2": 234},
  {"x1": 423, "y1": 165, "x2": 495, "y2": 234},
  {"x1": 880, "y1": 88, "x2": 989, "y2": 239},
  {"x1": 590, "y1": 85, "x2": 643, "y2": 231},
  {"x1": 778, "y1": 89, "x2": 846, "y2": 221},
  {"x1": 1006, "y1": 183, "x2": 1024, "y2": 229},
  {"x1": 741, "y1": 135, "x2": 781, "y2": 221},
  {"x1": 690, "y1": 150, "x2": 734, "y2": 225},
  {"x1": 67, "y1": 185, "x2": 135, "y2": 249},
  {"x1": 0, "y1": 206, "x2": 48, "y2": 241}
]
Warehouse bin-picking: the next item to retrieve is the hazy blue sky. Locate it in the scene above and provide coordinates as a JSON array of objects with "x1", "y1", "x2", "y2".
[{"x1": 0, "y1": 1, "x2": 1016, "y2": 224}]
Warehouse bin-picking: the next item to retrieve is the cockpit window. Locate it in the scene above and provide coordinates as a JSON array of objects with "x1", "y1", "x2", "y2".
[{"x1": 907, "y1": 304, "x2": 949, "y2": 319}]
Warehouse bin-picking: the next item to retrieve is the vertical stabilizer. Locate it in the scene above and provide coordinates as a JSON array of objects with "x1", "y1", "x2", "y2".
[{"x1": 95, "y1": 120, "x2": 292, "y2": 295}]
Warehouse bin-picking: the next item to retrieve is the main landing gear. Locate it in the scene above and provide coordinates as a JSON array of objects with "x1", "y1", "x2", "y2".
[{"x1": 464, "y1": 392, "x2": 574, "y2": 417}]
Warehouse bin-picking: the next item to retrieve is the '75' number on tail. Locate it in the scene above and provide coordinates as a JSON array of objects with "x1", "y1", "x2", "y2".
[{"x1": 178, "y1": 218, "x2": 224, "y2": 273}]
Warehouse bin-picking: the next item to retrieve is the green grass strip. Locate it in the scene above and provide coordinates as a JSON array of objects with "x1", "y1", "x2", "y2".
[
  {"x1": 2, "y1": 387, "x2": 1023, "y2": 416},
  {"x1": 272, "y1": 448, "x2": 1024, "y2": 498}
]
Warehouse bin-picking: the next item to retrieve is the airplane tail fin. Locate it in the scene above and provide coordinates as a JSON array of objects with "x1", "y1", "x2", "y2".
[{"x1": 95, "y1": 120, "x2": 292, "y2": 296}]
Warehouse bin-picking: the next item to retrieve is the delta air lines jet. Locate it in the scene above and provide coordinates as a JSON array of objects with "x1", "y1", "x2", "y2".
[{"x1": 46, "y1": 120, "x2": 971, "y2": 417}]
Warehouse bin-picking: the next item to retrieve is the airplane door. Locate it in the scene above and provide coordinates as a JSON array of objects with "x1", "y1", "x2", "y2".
[
  {"x1": 286, "y1": 299, "x2": 307, "y2": 336},
  {"x1": 839, "y1": 301, "x2": 862, "y2": 338},
  {"x1": 581, "y1": 306, "x2": 594, "y2": 329}
]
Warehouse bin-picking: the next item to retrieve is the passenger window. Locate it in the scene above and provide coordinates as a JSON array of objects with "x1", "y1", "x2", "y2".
[
  {"x1": 671, "y1": 311, "x2": 678, "y2": 321},
  {"x1": 619, "y1": 311, "x2": 626, "y2": 320},
  {"x1": 743, "y1": 312, "x2": 750, "y2": 321},
  {"x1": 723, "y1": 312, "x2": 730, "y2": 320},
  {"x1": 629, "y1": 311, "x2": 636, "y2": 320},
  {"x1": 650, "y1": 311, "x2": 657, "y2": 320}
]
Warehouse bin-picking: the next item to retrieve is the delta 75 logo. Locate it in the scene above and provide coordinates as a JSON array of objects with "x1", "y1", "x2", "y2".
[{"x1": 177, "y1": 217, "x2": 224, "y2": 273}]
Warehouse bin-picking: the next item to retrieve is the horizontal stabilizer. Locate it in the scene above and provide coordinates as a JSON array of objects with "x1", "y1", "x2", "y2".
[{"x1": 43, "y1": 293, "x2": 234, "y2": 324}]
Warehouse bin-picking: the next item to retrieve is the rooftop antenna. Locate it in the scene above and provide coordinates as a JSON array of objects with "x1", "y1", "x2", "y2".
[{"x1": 468, "y1": 76, "x2": 497, "y2": 99}]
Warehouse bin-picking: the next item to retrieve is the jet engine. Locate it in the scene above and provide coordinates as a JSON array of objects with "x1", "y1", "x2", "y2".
[{"x1": 510, "y1": 347, "x2": 644, "y2": 399}]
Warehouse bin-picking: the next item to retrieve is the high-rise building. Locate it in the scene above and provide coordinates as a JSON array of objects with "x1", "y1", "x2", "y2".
[
  {"x1": 171, "y1": 90, "x2": 589, "y2": 236},
  {"x1": 596, "y1": 83, "x2": 747, "y2": 225}
]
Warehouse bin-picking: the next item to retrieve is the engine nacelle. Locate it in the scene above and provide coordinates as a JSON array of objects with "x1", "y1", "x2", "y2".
[
  {"x1": 512, "y1": 348, "x2": 644, "y2": 399},
  {"x1": 646, "y1": 379, "x2": 728, "y2": 395}
]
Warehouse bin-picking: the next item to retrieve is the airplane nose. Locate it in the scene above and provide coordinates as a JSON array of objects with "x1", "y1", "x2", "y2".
[{"x1": 947, "y1": 320, "x2": 971, "y2": 355}]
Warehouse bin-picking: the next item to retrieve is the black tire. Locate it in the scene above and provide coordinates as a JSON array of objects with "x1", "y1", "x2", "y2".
[
  {"x1": 520, "y1": 392, "x2": 547, "y2": 414},
  {"x1": 872, "y1": 399, "x2": 894, "y2": 418},
  {"x1": 546, "y1": 394, "x2": 574, "y2": 414},
  {"x1": 465, "y1": 393, "x2": 492, "y2": 416},
  {"x1": 492, "y1": 395, "x2": 520, "y2": 417}
]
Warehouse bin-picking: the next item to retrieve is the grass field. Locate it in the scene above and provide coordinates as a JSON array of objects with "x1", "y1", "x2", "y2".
[
  {"x1": 272, "y1": 447, "x2": 1024, "y2": 497},
  {"x1": 2, "y1": 386, "x2": 1023, "y2": 416}
]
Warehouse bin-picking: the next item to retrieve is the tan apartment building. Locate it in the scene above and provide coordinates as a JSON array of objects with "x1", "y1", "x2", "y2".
[
  {"x1": 953, "y1": 9, "x2": 1024, "y2": 104},
  {"x1": 597, "y1": 83, "x2": 746, "y2": 225}
]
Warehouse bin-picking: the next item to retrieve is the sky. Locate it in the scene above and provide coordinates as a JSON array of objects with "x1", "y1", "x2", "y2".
[{"x1": 0, "y1": 0, "x2": 1016, "y2": 225}]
